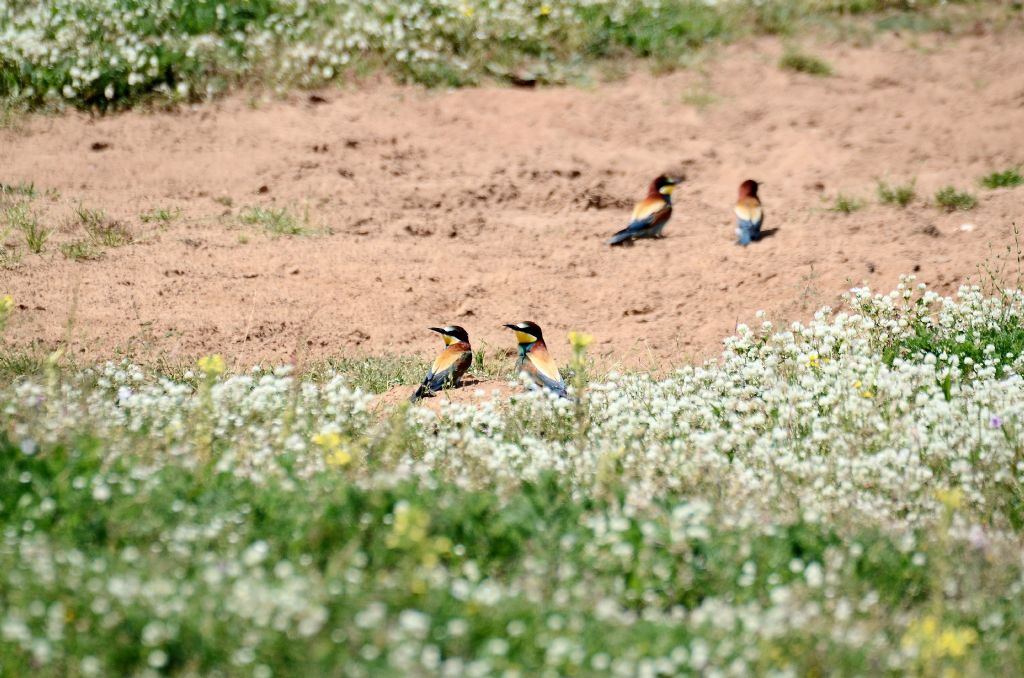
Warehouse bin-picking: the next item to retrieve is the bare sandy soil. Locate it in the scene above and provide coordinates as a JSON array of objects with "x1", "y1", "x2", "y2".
[{"x1": 2, "y1": 34, "x2": 1024, "y2": 376}]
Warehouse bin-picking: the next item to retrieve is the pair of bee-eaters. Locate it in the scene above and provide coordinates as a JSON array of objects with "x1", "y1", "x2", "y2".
[
  {"x1": 607, "y1": 176, "x2": 764, "y2": 246},
  {"x1": 410, "y1": 322, "x2": 567, "y2": 402}
]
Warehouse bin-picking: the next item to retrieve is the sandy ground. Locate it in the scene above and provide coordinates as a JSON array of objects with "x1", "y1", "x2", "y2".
[{"x1": 2, "y1": 34, "x2": 1024, "y2": 377}]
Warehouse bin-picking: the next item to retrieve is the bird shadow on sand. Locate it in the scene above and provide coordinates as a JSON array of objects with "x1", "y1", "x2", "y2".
[{"x1": 756, "y1": 228, "x2": 780, "y2": 241}]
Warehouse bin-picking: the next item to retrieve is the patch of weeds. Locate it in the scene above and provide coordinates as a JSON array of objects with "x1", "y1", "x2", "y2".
[
  {"x1": 875, "y1": 12, "x2": 952, "y2": 34},
  {"x1": 0, "y1": 182, "x2": 37, "y2": 199},
  {"x1": 305, "y1": 355, "x2": 429, "y2": 393},
  {"x1": 60, "y1": 239, "x2": 102, "y2": 262},
  {"x1": 140, "y1": 207, "x2": 181, "y2": 224},
  {"x1": 934, "y1": 186, "x2": 977, "y2": 212},
  {"x1": 0, "y1": 245, "x2": 20, "y2": 269},
  {"x1": 779, "y1": 49, "x2": 833, "y2": 76},
  {"x1": 681, "y1": 84, "x2": 719, "y2": 109},
  {"x1": 877, "y1": 178, "x2": 916, "y2": 207},
  {"x1": 831, "y1": 194, "x2": 864, "y2": 214},
  {"x1": 4, "y1": 203, "x2": 49, "y2": 253},
  {"x1": 240, "y1": 206, "x2": 307, "y2": 236},
  {"x1": 980, "y1": 168, "x2": 1023, "y2": 190},
  {"x1": 76, "y1": 207, "x2": 133, "y2": 247},
  {"x1": 0, "y1": 351, "x2": 49, "y2": 383},
  {"x1": 581, "y1": 0, "x2": 728, "y2": 66},
  {"x1": 213, "y1": 196, "x2": 234, "y2": 208},
  {"x1": 884, "y1": 318, "x2": 1024, "y2": 380}
]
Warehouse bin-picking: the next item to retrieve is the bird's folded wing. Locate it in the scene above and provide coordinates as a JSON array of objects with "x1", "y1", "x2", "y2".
[
  {"x1": 526, "y1": 347, "x2": 564, "y2": 386},
  {"x1": 628, "y1": 197, "x2": 670, "y2": 231},
  {"x1": 428, "y1": 346, "x2": 469, "y2": 384}
]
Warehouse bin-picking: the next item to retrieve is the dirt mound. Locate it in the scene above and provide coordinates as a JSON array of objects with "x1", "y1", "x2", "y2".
[{"x1": 2, "y1": 34, "x2": 1023, "y2": 373}]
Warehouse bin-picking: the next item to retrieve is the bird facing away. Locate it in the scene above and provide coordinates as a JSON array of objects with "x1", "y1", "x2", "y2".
[
  {"x1": 607, "y1": 175, "x2": 681, "y2": 245},
  {"x1": 504, "y1": 321, "x2": 569, "y2": 398},
  {"x1": 734, "y1": 179, "x2": 764, "y2": 246},
  {"x1": 409, "y1": 325, "x2": 473, "y2": 402}
]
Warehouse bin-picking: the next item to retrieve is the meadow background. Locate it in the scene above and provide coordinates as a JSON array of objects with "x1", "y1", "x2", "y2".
[
  {"x1": 4, "y1": 0, "x2": 1024, "y2": 675},
  {"x1": 0, "y1": 0, "x2": 1016, "y2": 111}
]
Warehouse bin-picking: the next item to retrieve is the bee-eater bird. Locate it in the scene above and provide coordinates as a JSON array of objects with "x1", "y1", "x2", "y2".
[
  {"x1": 504, "y1": 321, "x2": 569, "y2": 398},
  {"x1": 607, "y1": 175, "x2": 681, "y2": 245},
  {"x1": 734, "y1": 179, "x2": 764, "y2": 246},
  {"x1": 409, "y1": 325, "x2": 473, "y2": 402}
]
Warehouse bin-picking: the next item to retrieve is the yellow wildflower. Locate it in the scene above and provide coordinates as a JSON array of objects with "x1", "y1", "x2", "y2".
[
  {"x1": 197, "y1": 354, "x2": 225, "y2": 377},
  {"x1": 313, "y1": 431, "x2": 351, "y2": 467},
  {"x1": 808, "y1": 353, "x2": 819, "y2": 368},
  {"x1": 861, "y1": 389, "x2": 874, "y2": 398},
  {"x1": 937, "y1": 627, "x2": 977, "y2": 658},
  {"x1": 0, "y1": 294, "x2": 13, "y2": 331},
  {"x1": 902, "y1": 614, "x2": 977, "y2": 661},
  {"x1": 312, "y1": 431, "x2": 341, "y2": 449},
  {"x1": 853, "y1": 380, "x2": 862, "y2": 389},
  {"x1": 567, "y1": 331, "x2": 593, "y2": 349},
  {"x1": 540, "y1": 4, "x2": 552, "y2": 15},
  {"x1": 326, "y1": 448, "x2": 351, "y2": 467},
  {"x1": 936, "y1": 487, "x2": 964, "y2": 511},
  {"x1": 461, "y1": 5, "x2": 474, "y2": 17}
]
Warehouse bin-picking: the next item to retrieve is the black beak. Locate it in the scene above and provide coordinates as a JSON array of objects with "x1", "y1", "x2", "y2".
[
  {"x1": 503, "y1": 324, "x2": 518, "y2": 330},
  {"x1": 428, "y1": 327, "x2": 447, "y2": 335}
]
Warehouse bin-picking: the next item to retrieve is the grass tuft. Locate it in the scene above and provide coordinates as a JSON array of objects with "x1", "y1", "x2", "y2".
[
  {"x1": 681, "y1": 84, "x2": 719, "y2": 109},
  {"x1": 779, "y1": 49, "x2": 833, "y2": 76},
  {"x1": 831, "y1": 193, "x2": 864, "y2": 214},
  {"x1": 980, "y1": 168, "x2": 1023, "y2": 190},
  {"x1": 60, "y1": 239, "x2": 102, "y2": 262},
  {"x1": 877, "y1": 179, "x2": 916, "y2": 207},
  {"x1": 934, "y1": 186, "x2": 977, "y2": 212},
  {"x1": 76, "y1": 207, "x2": 134, "y2": 247},
  {"x1": 240, "y1": 206, "x2": 307, "y2": 236},
  {"x1": 140, "y1": 207, "x2": 182, "y2": 224},
  {"x1": 0, "y1": 182, "x2": 37, "y2": 199},
  {"x1": 3, "y1": 203, "x2": 50, "y2": 253}
]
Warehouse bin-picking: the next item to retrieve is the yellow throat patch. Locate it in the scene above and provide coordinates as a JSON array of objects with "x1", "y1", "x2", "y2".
[{"x1": 514, "y1": 330, "x2": 538, "y2": 344}]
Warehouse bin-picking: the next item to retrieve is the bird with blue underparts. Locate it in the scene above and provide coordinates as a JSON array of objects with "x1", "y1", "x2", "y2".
[
  {"x1": 607, "y1": 174, "x2": 681, "y2": 246},
  {"x1": 504, "y1": 321, "x2": 569, "y2": 398},
  {"x1": 409, "y1": 325, "x2": 473, "y2": 402},
  {"x1": 734, "y1": 179, "x2": 764, "y2": 246}
]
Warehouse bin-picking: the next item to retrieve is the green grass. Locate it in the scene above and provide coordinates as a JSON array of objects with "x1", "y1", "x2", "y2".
[
  {"x1": 874, "y1": 11, "x2": 953, "y2": 34},
  {"x1": 60, "y1": 239, "x2": 102, "y2": 261},
  {"x1": 877, "y1": 178, "x2": 916, "y2": 207},
  {"x1": 0, "y1": 182, "x2": 36, "y2": 199},
  {"x1": 0, "y1": 0, "x2": 987, "y2": 110},
  {"x1": 239, "y1": 206, "x2": 308, "y2": 236},
  {"x1": 831, "y1": 193, "x2": 864, "y2": 214},
  {"x1": 0, "y1": 351, "x2": 48, "y2": 382},
  {"x1": 3, "y1": 203, "x2": 49, "y2": 253},
  {"x1": 140, "y1": 207, "x2": 182, "y2": 224},
  {"x1": 779, "y1": 49, "x2": 833, "y2": 76},
  {"x1": 305, "y1": 355, "x2": 429, "y2": 393},
  {"x1": 934, "y1": 186, "x2": 978, "y2": 211},
  {"x1": 980, "y1": 168, "x2": 1023, "y2": 190},
  {"x1": 883, "y1": 316, "x2": 1024, "y2": 380},
  {"x1": 0, "y1": 437, "x2": 951, "y2": 675},
  {"x1": 681, "y1": 84, "x2": 719, "y2": 109},
  {"x1": 76, "y1": 207, "x2": 133, "y2": 247}
]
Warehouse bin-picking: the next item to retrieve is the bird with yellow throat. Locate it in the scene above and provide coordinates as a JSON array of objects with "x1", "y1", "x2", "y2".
[
  {"x1": 607, "y1": 175, "x2": 681, "y2": 245},
  {"x1": 504, "y1": 321, "x2": 568, "y2": 398},
  {"x1": 410, "y1": 325, "x2": 473, "y2": 402}
]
